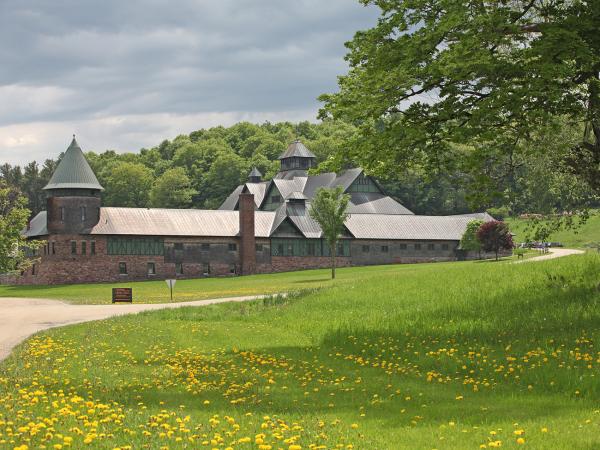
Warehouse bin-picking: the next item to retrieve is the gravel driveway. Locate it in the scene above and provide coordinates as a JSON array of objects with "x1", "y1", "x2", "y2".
[{"x1": 0, "y1": 295, "x2": 265, "y2": 361}]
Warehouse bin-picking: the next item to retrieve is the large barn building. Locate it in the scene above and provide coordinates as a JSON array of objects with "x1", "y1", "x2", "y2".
[{"x1": 16, "y1": 137, "x2": 493, "y2": 285}]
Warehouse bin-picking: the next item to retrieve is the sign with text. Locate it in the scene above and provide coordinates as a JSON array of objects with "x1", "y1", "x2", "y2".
[{"x1": 112, "y1": 288, "x2": 132, "y2": 303}]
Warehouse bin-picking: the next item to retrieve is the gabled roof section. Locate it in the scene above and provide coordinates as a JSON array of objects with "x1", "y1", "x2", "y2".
[
  {"x1": 348, "y1": 192, "x2": 414, "y2": 215},
  {"x1": 278, "y1": 140, "x2": 316, "y2": 159},
  {"x1": 44, "y1": 136, "x2": 104, "y2": 191},
  {"x1": 91, "y1": 207, "x2": 276, "y2": 237},
  {"x1": 218, "y1": 185, "x2": 244, "y2": 210}
]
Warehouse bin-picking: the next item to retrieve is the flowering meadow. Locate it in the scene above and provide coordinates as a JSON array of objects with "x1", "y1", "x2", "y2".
[{"x1": 1, "y1": 255, "x2": 599, "y2": 449}]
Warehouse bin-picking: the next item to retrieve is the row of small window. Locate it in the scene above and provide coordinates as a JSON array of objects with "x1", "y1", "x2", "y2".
[
  {"x1": 361, "y1": 243, "x2": 450, "y2": 252},
  {"x1": 117, "y1": 262, "x2": 236, "y2": 276},
  {"x1": 174, "y1": 243, "x2": 239, "y2": 252},
  {"x1": 70, "y1": 240, "x2": 97, "y2": 255},
  {"x1": 271, "y1": 239, "x2": 351, "y2": 257},
  {"x1": 57, "y1": 206, "x2": 89, "y2": 222}
]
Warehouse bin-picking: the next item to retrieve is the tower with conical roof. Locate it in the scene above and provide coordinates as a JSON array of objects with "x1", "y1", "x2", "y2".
[
  {"x1": 276, "y1": 139, "x2": 316, "y2": 178},
  {"x1": 44, "y1": 136, "x2": 104, "y2": 234}
]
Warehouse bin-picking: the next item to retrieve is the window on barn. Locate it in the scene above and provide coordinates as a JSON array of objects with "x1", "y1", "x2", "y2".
[
  {"x1": 202, "y1": 263, "x2": 210, "y2": 276},
  {"x1": 175, "y1": 263, "x2": 183, "y2": 275},
  {"x1": 228, "y1": 243, "x2": 237, "y2": 251},
  {"x1": 147, "y1": 262, "x2": 156, "y2": 275},
  {"x1": 362, "y1": 245, "x2": 370, "y2": 253},
  {"x1": 71, "y1": 241, "x2": 77, "y2": 255},
  {"x1": 201, "y1": 243, "x2": 210, "y2": 251},
  {"x1": 381, "y1": 245, "x2": 389, "y2": 253},
  {"x1": 107, "y1": 237, "x2": 164, "y2": 256},
  {"x1": 60, "y1": 207, "x2": 65, "y2": 222},
  {"x1": 347, "y1": 173, "x2": 381, "y2": 193},
  {"x1": 81, "y1": 206, "x2": 86, "y2": 222},
  {"x1": 174, "y1": 243, "x2": 184, "y2": 251},
  {"x1": 81, "y1": 241, "x2": 87, "y2": 255},
  {"x1": 428, "y1": 243, "x2": 435, "y2": 250},
  {"x1": 442, "y1": 243, "x2": 449, "y2": 250},
  {"x1": 414, "y1": 243, "x2": 422, "y2": 250},
  {"x1": 90, "y1": 241, "x2": 96, "y2": 255},
  {"x1": 118, "y1": 262, "x2": 127, "y2": 275},
  {"x1": 32, "y1": 264, "x2": 36, "y2": 275},
  {"x1": 399, "y1": 243, "x2": 407, "y2": 250},
  {"x1": 255, "y1": 244, "x2": 263, "y2": 252},
  {"x1": 51, "y1": 242, "x2": 56, "y2": 255},
  {"x1": 229, "y1": 264, "x2": 236, "y2": 274}
]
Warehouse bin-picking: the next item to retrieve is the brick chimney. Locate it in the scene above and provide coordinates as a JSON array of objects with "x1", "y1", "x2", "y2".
[{"x1": 238, "y1": 193, "x2": 256, "y2": 275}]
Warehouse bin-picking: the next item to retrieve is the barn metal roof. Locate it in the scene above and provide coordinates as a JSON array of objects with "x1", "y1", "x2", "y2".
[
  {"x1": 344, "y1": 213, "x2": 493, "y2": 240},
  {"x1": 24, "y1": 211, "x2": 48, "y2": 237},
  {"x1": 44, "y1": 137, "x2": 104, "y2": 191},
  {"x1": 348, "y1": 192, "x2": 414, "y2": 215},
  {"x1": 90, "y1": 207, "x2": 276, "y2": 237}
]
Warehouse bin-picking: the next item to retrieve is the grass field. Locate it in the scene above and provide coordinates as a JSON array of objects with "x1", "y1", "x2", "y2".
[
  {"x1": 506, "y1": 211, "x2": 600, "y2": 248},
  {"x1": 1, "y1": 253, "x2": 599, "y2": 449},
  {"x1": 0, "y1": 254, "x2": 534, "y2": 305}
]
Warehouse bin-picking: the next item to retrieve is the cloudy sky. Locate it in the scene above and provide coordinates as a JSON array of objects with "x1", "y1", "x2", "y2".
[{"x1": 0, "y1": 0, "x2": 379, "y2": 166}]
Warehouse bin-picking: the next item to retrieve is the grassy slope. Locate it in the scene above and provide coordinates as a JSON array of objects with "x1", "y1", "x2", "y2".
[
  {"x1": 0, "y1": 255, "x2": 533, "y2": 305},
  {"x1": 506, "y1": 212, "x2": 600, "y2": 248},
  {"x1": 1, "y1": 254, "x2": 599, "y2": 449}
]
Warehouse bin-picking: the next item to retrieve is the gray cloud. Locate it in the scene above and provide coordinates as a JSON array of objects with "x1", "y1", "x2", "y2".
[{"x1": 0, "y1": 1, "x2": 379, "y2": 154}]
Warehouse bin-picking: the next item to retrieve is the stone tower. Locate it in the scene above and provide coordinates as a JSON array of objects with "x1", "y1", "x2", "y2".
[{"x1": 44, "y1": 136, "x2": 104, "y2": 234}]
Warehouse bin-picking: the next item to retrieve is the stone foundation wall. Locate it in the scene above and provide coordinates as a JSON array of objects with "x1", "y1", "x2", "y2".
[{"x1": 270, "y1": 256, "x2": 352, "y2": 273}]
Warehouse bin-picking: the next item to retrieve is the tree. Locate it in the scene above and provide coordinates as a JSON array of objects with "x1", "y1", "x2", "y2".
[
  {"x1": 0, "y1": 182, "x2": 40, "y2": 273},
  {"x1": 150, "y1": 168, "x2": 196, "y2": 208},
  {"x1": 319, "y1": 1, "x2": 600, "y2": 194},
  {"x1": 309, "y1": 186, "x2": 350, "y2": 279},
  {"x1": 460, "y1": 219, "x2": 484, "y2": 259},
  {"x1": 104, "y1": 162, "x2": 154, "y2": 207},
  {"x1": 476, "y1": 221, "x2": 514, "y2": 261}
]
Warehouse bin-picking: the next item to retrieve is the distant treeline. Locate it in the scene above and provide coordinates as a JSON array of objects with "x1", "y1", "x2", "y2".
[{"x1": 1, "y1": 119, "x2": 597, "y2": 218}]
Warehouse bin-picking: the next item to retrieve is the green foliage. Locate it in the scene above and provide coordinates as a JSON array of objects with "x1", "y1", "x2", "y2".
[
  {"x1": 486, "y1": 207, "x2": 510, "y2": 221},
  {"x1": 0, "y1": 182, "x2": 39, "y2": 273},
  {"x1": 460, "y1": 219, "x2": 484, "y2": 253},
  {"x1": 309, "y1": 186, "x2": 350, "y2": 279},
  {"x1": 104, "y1": 162, "x2": 153, "y2": 207},
  {"x1": 150, "y1": 168, "x2": 196, "y2": 208},
  {"x1": 320, "y1": 1, "x2": 600, "y2": 195}
]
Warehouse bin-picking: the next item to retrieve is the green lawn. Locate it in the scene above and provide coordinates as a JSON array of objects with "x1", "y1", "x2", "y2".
[
  {"x1": 0, "y1": 260, "x2": 514, "y2": 304},
  {"x1": 506, "y1": 211, "x2": 600, "y2": 249},
  {"x1": 1, "y1": 253, "x2": 599, "y2": 449}
]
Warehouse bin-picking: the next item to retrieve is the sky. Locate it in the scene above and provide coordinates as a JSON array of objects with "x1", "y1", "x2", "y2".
[{"x1": 0, "y1": 0, "x2": 379, "y2": 166}]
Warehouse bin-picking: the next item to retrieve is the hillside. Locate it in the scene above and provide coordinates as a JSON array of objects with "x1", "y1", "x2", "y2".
[
  {"x1": 507, "y1": 212, "x2": 600, "y2": 248},
  {"x1": 1, "y1": 254, "x2": 599, "y2": 449}
]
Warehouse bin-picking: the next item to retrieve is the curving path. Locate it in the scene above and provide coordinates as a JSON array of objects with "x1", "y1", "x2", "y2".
[
  {"x1": 514, "y1": 247, "x2": 585, "y2": 263},
  {"x1": 0, "y1": 295, "x2": 266, "y2": 361},
  {"x1": 0, "y1": 248, "x2": 585, "y2": 362}
]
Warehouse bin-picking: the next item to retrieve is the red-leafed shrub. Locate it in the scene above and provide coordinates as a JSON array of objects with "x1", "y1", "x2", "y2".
[{"x1": 476, "y1": 220, "x2": 514, "y2": 260}]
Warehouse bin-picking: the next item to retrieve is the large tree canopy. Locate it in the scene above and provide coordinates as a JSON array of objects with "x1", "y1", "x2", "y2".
[{"x1": 320, "y1": 0, "x2": 600, "y2": 191}]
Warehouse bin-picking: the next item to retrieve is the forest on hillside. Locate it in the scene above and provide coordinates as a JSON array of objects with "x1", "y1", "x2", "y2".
[{"x1": 1, "y1": 119, "x2": 597, "y2": 219}]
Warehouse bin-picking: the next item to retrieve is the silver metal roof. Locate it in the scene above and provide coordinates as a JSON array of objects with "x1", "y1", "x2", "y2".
[
  {"x1": 90, "y1": 207, "x2": 276, "y2": 237},
  {"x1": 24, "y1": 211, "x2": 48, "y2": 237},
  {"x1": 44, "y1": 137, "x2": 104, "y2": 191},
  {"x1": 278, "y1": 140, "x2": 317, "y2": 159},
  {"x1": 348, "y1": 192, "x2": 414, "y2": 215},
  {"x1": 248, "y1": 167, "x2": 262, "y2": 178},
  {"x1": 344, "y1": 213, "x2": 493, "y2": 240}
]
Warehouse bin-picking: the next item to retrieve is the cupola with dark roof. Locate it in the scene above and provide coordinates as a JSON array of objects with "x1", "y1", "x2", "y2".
[
  {"x1": 248, "y1": 167, "x2": 262, "y2": 183},
  {"x1": 45, "y1": 136, "x2": 103, "y2": 234},
  {"x1": 277, "y1": 139, "x2": 316, "y2": 175}
]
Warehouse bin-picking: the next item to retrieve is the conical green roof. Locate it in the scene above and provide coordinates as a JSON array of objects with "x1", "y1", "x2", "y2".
[{"x1": 44, "y1": 136, "x2": 104, "y2": 191}]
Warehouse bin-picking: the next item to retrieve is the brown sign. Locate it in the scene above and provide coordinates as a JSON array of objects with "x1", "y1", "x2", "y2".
[{"x1": 112, "y1": 288, "x2": 133, "y2": 303}]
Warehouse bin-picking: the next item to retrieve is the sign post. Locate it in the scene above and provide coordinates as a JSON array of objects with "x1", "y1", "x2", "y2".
[{"x1": 165, "y1": 279, "x2": 176, "y2": 302}]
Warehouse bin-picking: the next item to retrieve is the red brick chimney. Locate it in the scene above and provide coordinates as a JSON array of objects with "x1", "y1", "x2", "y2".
[{"x1": 238, "y1": 193, "x2": 256, "y2": 275}]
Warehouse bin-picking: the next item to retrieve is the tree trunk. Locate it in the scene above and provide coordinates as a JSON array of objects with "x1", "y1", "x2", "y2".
[
  {"x1": 495, "y1": 249, "x2": 499, "y2": 261},
  {"x1": 331, "y1": 243, "x2": 336, "y2": 279}
]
